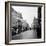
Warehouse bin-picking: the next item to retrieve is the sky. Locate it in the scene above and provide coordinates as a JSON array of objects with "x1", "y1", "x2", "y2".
[{"x1": 12, "y1": 6, "x2": 38, "y2": 27}]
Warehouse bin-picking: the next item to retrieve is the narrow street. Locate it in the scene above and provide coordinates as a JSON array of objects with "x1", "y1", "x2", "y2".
[{"x1": 12, "y1": 30, "x2": 37, "y2": 40}]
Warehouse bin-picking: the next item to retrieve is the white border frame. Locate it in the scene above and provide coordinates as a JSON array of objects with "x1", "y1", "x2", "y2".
[{"x1": 5, "y1": 1, "x2": 45, "y2": 44}]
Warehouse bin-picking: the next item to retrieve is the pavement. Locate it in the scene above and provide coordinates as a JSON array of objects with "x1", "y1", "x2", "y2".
[{"x1": 12, "y1": 30, "x2": 37, "y2": 40}]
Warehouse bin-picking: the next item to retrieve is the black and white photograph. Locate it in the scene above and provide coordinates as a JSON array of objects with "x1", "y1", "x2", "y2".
[
  {"x1": 11, "y1": 6, "x2": 41, "y2": 39},
  {"x1": 5, "y1": 2, "x2": 45, "y2": 44}
]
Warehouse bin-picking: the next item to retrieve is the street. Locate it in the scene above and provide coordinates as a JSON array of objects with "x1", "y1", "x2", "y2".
[{"x1": 12, "y1": 30, "x2": 37, "y2": 40}]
